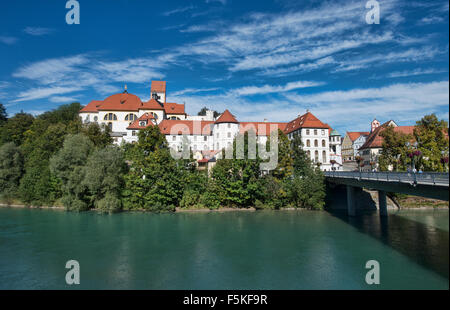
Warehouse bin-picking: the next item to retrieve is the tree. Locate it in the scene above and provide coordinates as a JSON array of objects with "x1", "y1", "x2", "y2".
[
  {"x1": 378, "y1": 125, "x2": 412, "y2": 171},
  {"x1": 83, "y1": 146, "x2": 126, "y2": 213},
  {"x1": 0, "y1": 112, "x2": 34, "y2": 145},
  {"x1": 414, "y1": 114, "x2": 449, "y2": 172},
  {"x1": 81, "y1": 122, "x2": 113, "y2": 148},
  {"x1": 0, "y1": 143, "x2": 23, "y2": 202},
  {"x1": 0, "y1": 103, "x2": 7, "y2": 124},
  {"x1": 122, "y1": 126, "x2": 183, "y2": 211},
  {"x1": 211, "y1": 131, "x2": 263, "y2": 208},
  {"x1": 197, "y1": 107, "x2": 220, "y2": 118},
  {"x1": 267, "y1": 129, "x2": 294, "y2": 180},
  {"x1": 50, "y1": 134, "x2": 94, "y2": 211}
]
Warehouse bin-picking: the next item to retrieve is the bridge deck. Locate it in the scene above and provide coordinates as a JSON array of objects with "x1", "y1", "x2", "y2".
[{"x1": 324, "y1": 171, "x2": 449, "y2": 186}]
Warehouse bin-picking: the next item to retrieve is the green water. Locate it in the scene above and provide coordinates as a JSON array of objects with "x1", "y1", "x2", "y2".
[{"x1": 0, "y1": 208, "x2": 448, "y2": 289}]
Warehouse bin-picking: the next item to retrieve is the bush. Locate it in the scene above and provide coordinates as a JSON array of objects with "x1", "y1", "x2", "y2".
[{"x1": 96, "y1": 192, "x2": 122, "y2": 213}]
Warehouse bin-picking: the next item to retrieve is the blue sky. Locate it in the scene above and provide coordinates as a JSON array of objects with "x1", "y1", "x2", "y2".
[{"x1": 0, "y1": 0, "x2": 448, "y2": 134}]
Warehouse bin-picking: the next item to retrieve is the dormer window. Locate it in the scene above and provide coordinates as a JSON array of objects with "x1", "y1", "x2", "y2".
[{"x1": 139, "y1": 120, "x2": 147, "y2": 127}]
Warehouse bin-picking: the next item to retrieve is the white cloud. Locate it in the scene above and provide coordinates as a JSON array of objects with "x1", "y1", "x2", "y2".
[
  {"x1": 232, "y1": 81, "x2": 324, "y2": 96},
  {"x1": 13, "y1": 86, "x2": 83, "y2": 102},
  {"x1": 0, "y1": 36, "x2": 18, "y2": 45},
  {"x1": 49, "y1": 96, "x2": 80, "y2": 103},
  {"x1": 171, "y1": 87, "x2": 221, "y2": 96},
  {"x1": 387, "y1": 68, "x2": 448, "y2": 78},
  {"x1": 23, "y1": 27, "x2": 54, "y2": 36},
  {"x1": 162, "y1": 5, "x2": 195, "y2": 16}
]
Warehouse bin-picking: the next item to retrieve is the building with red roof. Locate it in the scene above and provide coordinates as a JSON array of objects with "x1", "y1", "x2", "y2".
[{"x1": 79, "y1": 81, "x2": 343, "y2": 170}]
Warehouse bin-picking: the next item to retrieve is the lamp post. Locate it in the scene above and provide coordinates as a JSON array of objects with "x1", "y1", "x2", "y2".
[{"x1": 406, "y1": 141, "x2": 420, "y2": 172}]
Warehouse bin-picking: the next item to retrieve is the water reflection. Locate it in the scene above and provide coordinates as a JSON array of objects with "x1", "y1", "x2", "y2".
[{"x1": 329, "y1": 210, "x2": 449, "y2": 279}]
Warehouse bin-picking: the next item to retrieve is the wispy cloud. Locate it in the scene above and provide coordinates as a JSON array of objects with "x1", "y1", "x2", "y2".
[
  {"x1": 23, "y1": 27, "x2": 54, "y2": 36},
  {"x1": 0, "y1": 36, "x2": 18, "y2": 45},
  {"x1": 162, "y1": 5, "x2": 195, "y2": 16},
  {"x1": 206, "y1": 0, "x2": 227, "y2": 5},
  {"x1": 171, "y1": 87, "x2": 221, "y2": 96},
  {"x1": 387, "y1": 68, "x2": 448, "y2": 78},
  {"x1": 231, "y1": 81, "x2": 324, "y2": 96},
  {"x1": 13, "y1": 86, "x2": 83, "y2": 103}
]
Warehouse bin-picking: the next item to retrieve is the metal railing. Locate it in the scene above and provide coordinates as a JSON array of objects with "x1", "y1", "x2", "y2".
[{"x1": 324, "y1": 171, "x2": 449, "y2": 186}]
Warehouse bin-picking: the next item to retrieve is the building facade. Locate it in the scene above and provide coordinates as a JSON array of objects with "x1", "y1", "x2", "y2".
[{"x1": 79, "y1": 81, "x2": 342, "y2": 171}]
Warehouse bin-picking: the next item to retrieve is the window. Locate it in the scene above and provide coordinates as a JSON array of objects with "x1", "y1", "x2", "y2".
[
  {"x1": 314, "y1": 129, "x2": 318, "y2": 135},
  {"x1": 204, "y1": 136, "x2": 207, "y2": 141},
  {"x1": 132, "y1": 131, "x2": 136, "y2": 136},
  {"x1": 104, "y1": 113, "x2": 117, "y2": 121},
  {"x1": 306, "y1": 129, "x2": 310, "y2": 135},
  {"x1": 94, "y1": 116, "x2": 98, "y2": 122},
  {"x1": 108, "y1": 122, "x2": 112, "y2": 130},
  {"x1": 125, "y1": 113, "x2": 137, "y2": 121},
  {"x1": 227, "y1": 123, "x2": 231, "y2": 129},
  {"x1": 307, "y1": 150, "x2": 311, "y2": 158},
  {"x1": 306, "y1": 139, "x2": 311, "y2": 147},
  {"x1": 315, "y1": 150, "x2": 319, "y2": 161},
  {"x1": 322, "y1": 140, "x2": 326, "y2": 147},
  {"x1": 169, "y1": 116, "x2": 180, "y2": 120},
  {"x1": 227, "y1": 132, "x2": 231, "y2": 138},
  {"x1": 150, "y1": 112, "x2": 158, "y2": 120},
  {"x1": 139, "y1": 121, "x2": 147, "y2": 127},
  {"x1": 314, "y1": 139, "x2": 318, "y2": 147},
  {"x1": 322, "y1": 151, "x2": 326, "y2": 162},
  {"x1": 172, "y1": 136, "x2": 176, "y2": 141}
]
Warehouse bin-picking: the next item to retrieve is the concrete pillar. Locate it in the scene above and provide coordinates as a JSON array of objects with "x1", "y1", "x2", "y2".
[
  {"x1": 378, "y1": 190, "x2": 387, "y2": 217},
  {"x1": 346, "y1": 185, "x2": 356, "y2": 217}
]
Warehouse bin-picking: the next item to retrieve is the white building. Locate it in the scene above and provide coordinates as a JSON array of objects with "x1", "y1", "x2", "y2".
[{"x1": 79, "y1": 81, "x2": 342, "y2": 171}]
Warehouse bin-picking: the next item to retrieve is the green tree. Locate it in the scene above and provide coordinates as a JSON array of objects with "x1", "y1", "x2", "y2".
[
  {"x1": 0, "y1": 112, "x2": 34, "y2": 145},
  {"x1": 267, "y1": 129, "x2": 294, "y2": 180},
  {"x1": 212, "y1": 131, "x2": 262, "y2": 208},
  {"x1": 50, "y1": 134, "x2": 94, "y2": 211},
  {"x1": 83, "y1": 146, "x2": 126, "y2": 213},
  {"x1": 81, "y1": 122, "x2": 113, "y2": 148},
  {"x1": 197, "y1": 107, "x2": 220, "y2": 118},
  {"x1": 0, "y1": 143, "x2": 23, "y2": 202},
  {"x1": 0, "y1": 103, "x2": 7, "y2": 124},
  {"x1": 414, "y1": 114, "x2": 449, "y2": 172},
  {"x1": 122, "y1": 126, "x2": 183, "y2": 211},
  {"x1": 378, "y1": 125, "x2": 412, "y2": 171}
]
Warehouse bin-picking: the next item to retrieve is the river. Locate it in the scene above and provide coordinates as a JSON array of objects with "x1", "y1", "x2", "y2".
[{"x1": 0, "y1": 208, "x2": 448, "y2": 289}]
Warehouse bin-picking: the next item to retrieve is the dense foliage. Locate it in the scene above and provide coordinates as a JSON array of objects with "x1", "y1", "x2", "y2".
[{"x1": 0, "y1": 102, "x2": 326, "y2": 212}]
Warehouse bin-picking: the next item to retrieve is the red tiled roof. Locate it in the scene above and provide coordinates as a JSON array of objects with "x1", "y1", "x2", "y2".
[
  {"x1": 158, "y1": 120, "x2": 214, "y2": 135},
  {"x1": 80, "y1": 100, "x2": 103, "y2": 113},
  {"x1": 164, "y1": 102, "x2": 186, "y2": 115},
  {"x1": 215, "y1": 109, "x2": 238, "y2": 123},
  {"x1": 239, "y1": 122, "x2": 287, "y2": 136},
  {"x1": 97, "y1": 93, "x2": 143, "y2": 111},
  {"x1": 284, "y1": 112, "x2": 329, "y2": 134},
  {"x1": 360, "y1": 124, "x2": 415, "y2": 149},
  {"x1": 126, "y1": 113, "x2": 155, "y2": 130},
  {"x1": 347, "y1": 131, "x2": 370, "y2": 142},
  {"x1": 140, "y1": 98, "x2": 165, "y2": 110},
  {"x1": 151, "y1": 81, "x2": 166, "y2": 93}
]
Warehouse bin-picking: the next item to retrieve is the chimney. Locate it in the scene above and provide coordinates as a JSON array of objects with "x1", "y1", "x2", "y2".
[{"x1": 264, "y1": 118, "x2": 268, "y2": 123}]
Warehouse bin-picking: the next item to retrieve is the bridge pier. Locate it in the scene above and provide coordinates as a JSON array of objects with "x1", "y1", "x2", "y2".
[
  {"x1": 378, "y1": 190, "x2": 387, "y2": 217},
  {"x1": 346, "y1": 185, "x2": 356, "y2": 217}
]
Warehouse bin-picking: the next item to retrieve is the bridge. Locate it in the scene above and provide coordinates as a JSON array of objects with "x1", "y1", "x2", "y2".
[{"x1": 324, "y1": 171, "x2": 449, "y2": 216}]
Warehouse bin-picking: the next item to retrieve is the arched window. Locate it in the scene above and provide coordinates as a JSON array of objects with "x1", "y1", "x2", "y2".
[
  {"x1": 306, "y1": 140, "x2": 310, "y2": 147},
  {"x1": 306, "y1": 129, "x2": 310, "y2": 135},
  {"x1": 125, "y1": 113, "x2": 137, "y2": 121},
  {"x1": 322, "y1": 151, "x2": 327, "y2": 162},
  {"x1": 315, "y1": 150, "x2": 319, "y2": 162},
  {"x1": 104, "y1": 113, "x2": 117, "y2": 121},
  {"x1": 314, "y1": 129, "x2": 318, "y2": 135},
  {"x1": 169, "y1": 116, "x2": 180, "y2": 120},
  {"x1": 322, "y1": 140, "x2": 326, "y2": 147},
  {"x1": 93, "y1": 116, "x2": 98, "y2": 122},
  {"x1": 314, "y1": 139, "x2": 318, "y2": 147},
  {"x1": 150, "y1": 112, "x2": 158, "y2": 120},
  {"x1": 307, "y1": 150, "x2": 311, "y2": 158}
]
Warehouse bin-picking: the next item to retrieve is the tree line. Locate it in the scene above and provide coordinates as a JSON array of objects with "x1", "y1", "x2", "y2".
[
  {"x1": 378, "y1": 114, "x2": 449, "y2": 172},
  {"x1": 0, "y1": 102, "x2": 325, "y2": 213}
]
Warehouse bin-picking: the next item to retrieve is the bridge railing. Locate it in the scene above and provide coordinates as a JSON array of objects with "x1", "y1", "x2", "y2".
[{"x1": 324, "y1": 171, "x2": 449, "y2": 186}]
